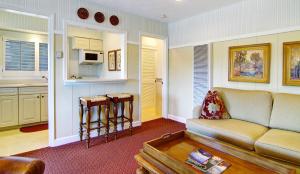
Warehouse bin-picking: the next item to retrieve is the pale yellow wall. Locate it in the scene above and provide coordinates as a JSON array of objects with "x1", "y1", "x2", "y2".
[
  {"x1": 0, "y1": 10, "x2": 47, "y2": 33},
  {"x1": 213, "y1": 30, "x2": 300, "y2": 94},
  {"x1": 168, "y1": 46, "x2": 194, "y2": 119}
]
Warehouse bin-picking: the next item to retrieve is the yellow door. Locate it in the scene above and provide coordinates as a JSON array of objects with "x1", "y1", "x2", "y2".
[{"x1": 141, "y1": 48, "x2": 161, "y2": 122}]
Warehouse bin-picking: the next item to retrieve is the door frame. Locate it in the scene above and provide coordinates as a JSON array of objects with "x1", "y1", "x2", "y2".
[
  {"x1": 139, "y1": 32, "x2": 168, "y2": 123},
  {"x1": 0, "y1": 8, "x2": 56, "y2": 147}
]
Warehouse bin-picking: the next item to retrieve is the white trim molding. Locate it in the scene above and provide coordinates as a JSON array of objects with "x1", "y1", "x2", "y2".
[
  {"x1": 53, "y1": 121, "x2": 142, "y2": 147},
  {"x1": 167, "y1": 114, "x2": 187, "y2": 124}
]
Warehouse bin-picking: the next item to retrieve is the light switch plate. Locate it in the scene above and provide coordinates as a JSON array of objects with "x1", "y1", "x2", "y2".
[{"x1": 56, "y1": 51, "x2": 63, "y2": 59}]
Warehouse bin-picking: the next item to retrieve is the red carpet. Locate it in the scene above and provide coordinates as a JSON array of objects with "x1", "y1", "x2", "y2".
[
  {"x1": 20, "y1": 124, "x2": 48, "y2": 133},
  {"x1": 17, "y1": 118, "x2": 185, "y2": 174}
]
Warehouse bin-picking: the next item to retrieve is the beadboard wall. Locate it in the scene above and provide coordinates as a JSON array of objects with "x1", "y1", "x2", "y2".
[
  {"x1": 168, "y1": 0, "x2": 300, "y2": 48},
  {"x1": 55, "y1": 35, "x2": 140, "y2": 139},
  {"x1": 0, "y1": 0, "x2": 167, "y2": 144},
  {"x1": 213, "y1": 30, "x2": 300, "y2": 94},
  {"x1": 0, "y1": 0, "x2": 168, "y2": 43}
]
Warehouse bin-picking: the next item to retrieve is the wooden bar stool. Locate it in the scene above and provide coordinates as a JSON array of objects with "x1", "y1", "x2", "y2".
[
  {"x1": 79, "y1": 96, "x2": 110, "y2": 148},
  {"x1": 106, "y1": 93, "x2": 134, "y2": 140}
]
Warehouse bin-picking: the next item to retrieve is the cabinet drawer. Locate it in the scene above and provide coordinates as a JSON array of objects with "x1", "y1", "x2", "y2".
[
  {"x1": 0, "y1": 88, "x2": 18, "y2": 96},
  {"x1": 19, "y1": 87, "x2": 48, "y2": 94}
]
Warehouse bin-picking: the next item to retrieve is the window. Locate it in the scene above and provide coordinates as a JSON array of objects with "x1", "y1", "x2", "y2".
[
  {"x1": 39, "y1": 43, "x2": 48, "y2": 71},
  {"x1": 4, "y1": 39, "x2": 48, "y2": 72},
  {"x1": 5, "y1": 40, "x2": 35, "y2": 71}
]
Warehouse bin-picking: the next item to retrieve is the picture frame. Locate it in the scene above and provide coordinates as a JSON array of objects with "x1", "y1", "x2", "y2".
[
  {"x1": 228, "y1": 43, "x2": 271, "y2": 83},
  {"x1": 108, "y1": 50, "x2": 116, "y2": 71},
  {"x1": 283, "y1": 41, "x2": 300, "y2": 86},
  {"x1": 116, "y1": 49, "x2": 121, "y2": 71}
]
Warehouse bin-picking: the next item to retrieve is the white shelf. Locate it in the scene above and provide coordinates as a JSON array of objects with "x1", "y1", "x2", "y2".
[{"x1": 64, "y1": 78, "x2": 127, "y2": 85}]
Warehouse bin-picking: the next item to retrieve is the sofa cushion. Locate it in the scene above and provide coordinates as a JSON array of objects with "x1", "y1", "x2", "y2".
[
  {"x1": 270, "y1": 93, "x2": 300, "y2": 133},
  {"x1": 213, "y1": 87, "x2": 273, "y2": 127},
  {"x1": 186, "y1": 118, "x2": 268, "y2": 150},
  {"x1": 255, "y1": 129, "x2": 300, "y2": 165}
]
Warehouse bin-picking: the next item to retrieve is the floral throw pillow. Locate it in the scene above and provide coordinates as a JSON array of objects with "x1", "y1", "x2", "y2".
[{"x1": 200, "y1": 90, "x2": 230, "y2": 120}]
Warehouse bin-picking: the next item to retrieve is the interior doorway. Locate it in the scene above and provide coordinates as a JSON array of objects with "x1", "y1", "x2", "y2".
[
  {"x1": 0, "y1": 8, "x2": 54, "y2": 155},
  {"x1": 140, "y1": 36, "x2": 167, "y2": 122}
]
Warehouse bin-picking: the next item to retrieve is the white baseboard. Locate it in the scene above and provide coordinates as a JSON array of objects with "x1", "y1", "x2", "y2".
[
  {"x1": 52, "y1": 121, "x2": 141, "y2": 147},
  {"x1": 167, "y1": 114, "x2": 187, "y2": 124}
]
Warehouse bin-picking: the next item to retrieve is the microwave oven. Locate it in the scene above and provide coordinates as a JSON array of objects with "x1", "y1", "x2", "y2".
[{"x1": 79, "y1": 49, "x2": 104, "y2": 65}]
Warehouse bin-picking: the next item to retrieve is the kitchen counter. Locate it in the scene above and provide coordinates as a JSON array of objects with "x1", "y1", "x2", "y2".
[{"x1": 0, "y1": 83, "x2": 48, "y2": 88}]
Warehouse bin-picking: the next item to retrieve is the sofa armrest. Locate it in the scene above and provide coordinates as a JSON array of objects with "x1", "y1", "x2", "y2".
[{"x1": 0, "y1": 156, "x2": 45, "y2": 174}]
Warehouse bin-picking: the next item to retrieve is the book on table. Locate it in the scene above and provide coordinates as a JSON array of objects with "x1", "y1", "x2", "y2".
[{"x1": 185, "y1": 149, "x2": 231, "y2": 174}]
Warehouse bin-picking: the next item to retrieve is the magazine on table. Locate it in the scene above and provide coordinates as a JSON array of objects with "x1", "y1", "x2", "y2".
[{"x1": 185, "y1": 149, "x2": 231, "y2": 174}]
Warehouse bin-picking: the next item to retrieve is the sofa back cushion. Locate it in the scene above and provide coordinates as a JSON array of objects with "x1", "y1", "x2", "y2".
[
  {"x1": 270, "y1": 93, "x2": 300, "y2": 132},
  {"x1": 213, "y1": 87, "x2": 272, "y2": 126}
]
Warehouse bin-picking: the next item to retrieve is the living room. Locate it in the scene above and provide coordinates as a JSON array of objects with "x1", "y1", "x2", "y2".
[{"x1": 0, "y1": 0, "x2": 299, "y2": 174}]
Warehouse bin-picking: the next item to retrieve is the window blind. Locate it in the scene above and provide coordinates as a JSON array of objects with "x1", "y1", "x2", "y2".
[
  {"x1": 5, "y1": 40, "x2": 21, "y2": 71},
  {"x1": 5, "y1": 40, "x2": 35, "y2": 71},
  {"x1": 39, "y1": 43, "x2": 48, "y2": 71}
]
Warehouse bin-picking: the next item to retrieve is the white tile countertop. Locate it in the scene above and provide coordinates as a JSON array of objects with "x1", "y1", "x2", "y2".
[{"x1": 0, "y1": 80, "x2": 48, "y2": 88}]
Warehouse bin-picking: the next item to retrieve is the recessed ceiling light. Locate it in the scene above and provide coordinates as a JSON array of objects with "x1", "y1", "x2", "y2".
[{"x1": 176, "y1": 0, "x2": 182, "y2": 2}]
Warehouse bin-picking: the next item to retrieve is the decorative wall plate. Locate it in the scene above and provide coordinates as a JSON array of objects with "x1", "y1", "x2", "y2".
[
  {"x1": 110, "y1": 15, "x2": 119, "y2": 26},
  {"x1": 94, "y1": 12, "x2": 105, "y2": 23},
  {"x1": 77, "y1": 8, "x2": 89, "y2": 19}
]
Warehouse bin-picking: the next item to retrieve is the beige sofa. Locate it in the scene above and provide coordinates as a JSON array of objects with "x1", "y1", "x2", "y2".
[{"x1": 186, "y1": 87, "x2": 300, "y2": 166}]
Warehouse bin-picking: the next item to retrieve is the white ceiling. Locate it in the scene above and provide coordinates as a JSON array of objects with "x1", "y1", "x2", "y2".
[{"x1": 87, "y1": 0, "x2": 243, "y2": 22}]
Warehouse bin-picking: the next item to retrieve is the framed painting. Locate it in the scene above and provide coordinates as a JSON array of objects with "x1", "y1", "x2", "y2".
[
  {"x1": 108, "y1": 50, "x2": 116, "y2": 71},
  {"x1": 116, "y1": 49, "x2": 121, "y2": 71},
  {"x1": 229, "y1": 43, "x2": 271, "y2": 83},
  {"x1": 283, "y1": 41, "x2": 300, "y2": 86}
]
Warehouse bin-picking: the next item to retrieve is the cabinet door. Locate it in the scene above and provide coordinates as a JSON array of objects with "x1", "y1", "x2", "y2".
[
  {"x1": 72, "y1": 37, "x2": 89, "y2": 50},
  {"x1": 89, "y1": 39, "x2": 102, "y2": 51},
  {"x1": 0, "y1": 95, "x2": 18, "y2": 128},
  {"x1": 41, "y1": 94, "x2": 48, "y2": 122},
  {"x1": 19, "y1": 94, "x2": 41, "y2": 125}
]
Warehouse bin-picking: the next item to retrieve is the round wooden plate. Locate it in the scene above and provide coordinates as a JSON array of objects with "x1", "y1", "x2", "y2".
[
  {"x1": 77, "y1": 8, "x2": 89, "y2": 19},
  {"x1": 94, "y1": 12, "x2": 105, "y2": 23},
  {"x1": 110, "y1": 15, "x2": 119, "y2": 26}
]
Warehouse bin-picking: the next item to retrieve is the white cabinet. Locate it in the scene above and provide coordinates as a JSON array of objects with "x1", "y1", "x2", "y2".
[
  {"x1": 19, "y1": 94, "x2": 41, "y2": 125},
  {"x1": 72, "y1": 37, "x2": 89, "y2": 50},
  {"x1": 89, "y1": 39, "x2": 102, "y2": 51},
  {"x1": 40, "y1": 94, "x2": 48, "y2": 122},
  {"x1": 0, "y1": 95, "x2": 18, "y2": 128},
  {"x1": 72, "y1": 37, "x2": 103, "y2": 51}
]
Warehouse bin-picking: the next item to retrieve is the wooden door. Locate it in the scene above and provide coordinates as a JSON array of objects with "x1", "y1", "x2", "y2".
[
  {"x1": 141, "y1": 48, "x2": 159, "y2": 122},
  {"x1": 19, "y1": 94, "x2": 41, "y2": 124},
  {"x1": 0, "y1": 95, "x2": 18, "y2": 127},
  {"x1": 40, "y1": 94, "x2": 48, "y2": 122}
]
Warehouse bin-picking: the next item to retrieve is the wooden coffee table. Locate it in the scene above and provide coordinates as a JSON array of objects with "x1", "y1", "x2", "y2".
[{"x1": 135, "y1": 131, "x2": 297, "y2": 174}]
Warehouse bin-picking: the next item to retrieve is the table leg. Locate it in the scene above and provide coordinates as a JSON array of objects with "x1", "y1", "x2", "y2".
[
  {"x1": 97, "y1": 105, "x2": 101, "y2": 136},
  {"x1": 105, "y1": 104, "x2": 110, "y2": 143},
  {"x1": 86, "y1": 106, "x2": 91, "y2": 148},
  {"x1": 113, "y1": 102, "x2": 118, "y2": 140},
  {"x1": 79, "y1": 103, "x2": 84, "y2": 141},
  {"x1": 129, "y1": 100, "x2": 133, "y2": 136},
  {"x1": 121, "y1": 102, "x2": 125, "y2": 130}
]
